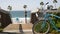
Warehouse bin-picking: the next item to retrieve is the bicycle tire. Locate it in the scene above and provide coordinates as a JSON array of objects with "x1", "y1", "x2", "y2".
[{"x1": 32, "y1": 20, "x2": 50, "y2": 34}]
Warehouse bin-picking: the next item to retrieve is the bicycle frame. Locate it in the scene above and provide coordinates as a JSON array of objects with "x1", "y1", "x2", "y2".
[{"x1": 42, "y1": 13, "x2": 60, "y2": 32}]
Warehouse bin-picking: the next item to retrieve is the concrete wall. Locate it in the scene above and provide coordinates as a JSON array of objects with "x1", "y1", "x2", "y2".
[{"x1": 0, "y1": 12, "x2": 12, "y2": 28}]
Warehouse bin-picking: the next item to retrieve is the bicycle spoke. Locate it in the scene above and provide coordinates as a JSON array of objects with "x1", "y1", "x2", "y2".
[{"x1": 32, "y1": 20, "x2": 50, "y2": 34}]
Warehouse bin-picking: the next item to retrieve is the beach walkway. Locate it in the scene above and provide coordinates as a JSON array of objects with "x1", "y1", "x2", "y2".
[{"x1": 3, "y1": 23, "x2": 33, "y2": 34}]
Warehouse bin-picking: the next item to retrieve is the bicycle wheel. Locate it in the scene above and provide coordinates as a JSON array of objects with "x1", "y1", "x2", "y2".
[{"x1": 32, "y1": 20, "x2": 50, "y2": 34}]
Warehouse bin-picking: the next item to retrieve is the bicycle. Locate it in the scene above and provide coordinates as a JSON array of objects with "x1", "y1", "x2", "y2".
[{"x1": 32, "y1": 2, "x2": 60, "y2": 34}]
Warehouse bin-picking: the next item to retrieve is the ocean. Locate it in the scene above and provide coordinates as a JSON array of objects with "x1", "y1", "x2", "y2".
[
  {"x1": 10, "y1": 11, "x2": 31, "y2": 24},
  {"x1": 10, "y1": 11, "x2": 31, "y2": 18}
]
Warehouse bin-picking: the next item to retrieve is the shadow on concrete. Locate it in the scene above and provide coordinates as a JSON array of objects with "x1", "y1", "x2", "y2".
[
  {"x1": 0, "y1": 32, "x2": 18, "y2": 34},
  {"x1": 19, "y1": 24, "x2": 24, "y2": 34}
]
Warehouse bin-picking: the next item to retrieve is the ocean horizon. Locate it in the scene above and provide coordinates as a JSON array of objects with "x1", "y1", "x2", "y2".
[{"x1": 10, "y1": 11, "x2": 31, "y2": 18}]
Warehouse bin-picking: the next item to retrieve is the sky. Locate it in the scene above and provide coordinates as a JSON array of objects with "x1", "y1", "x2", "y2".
[{"x1": 0, "y1": 0, "x2": 60, "y2": 11}]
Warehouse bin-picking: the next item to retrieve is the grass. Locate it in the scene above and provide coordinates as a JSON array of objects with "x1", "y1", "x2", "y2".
[
  {"x1": 0, "y1": 28, "x2": 3, "y2": 32},
  {"x1": 34, "y1": 21, "x2": 50, "y2": 33},
  {"x1": 56, "y1": 22, "x2": 60, "y2": 27}
]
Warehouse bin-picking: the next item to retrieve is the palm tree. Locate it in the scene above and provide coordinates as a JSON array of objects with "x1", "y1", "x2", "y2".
[
  {"x1": 7, "y1": 5, "x2": 12, "y2": 15},
  {"x1": 40, "y1": 2, "x2": 44, "y2": 10},
  {"x1": 40, "y1": 2, "x2": 44, "y2": 5},
  {"x1": 53, "y1": 0, "x2": 57, "y2": 9},
  {"x1": 7, "y1": 5, "x2": 12, "y2": 11},
  {"x1": 23, "y1": 5, "x2": 27, "y2": 23},
  {"x1": 7, "y1": 5, "x2": 12, "y2": 20},
  {"x1": 50, "y1": 5, "x2": 53, "y2": 10}
]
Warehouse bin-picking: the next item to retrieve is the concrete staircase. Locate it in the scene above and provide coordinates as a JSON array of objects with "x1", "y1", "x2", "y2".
[{"x1": 3, "y1": 23, "x2": 33, "y2": 34}]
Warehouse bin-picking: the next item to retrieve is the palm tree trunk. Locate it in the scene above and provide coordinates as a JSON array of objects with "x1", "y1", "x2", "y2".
[{"x1": 24, "y1": 9, "x2": 27, "y2": 23}]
